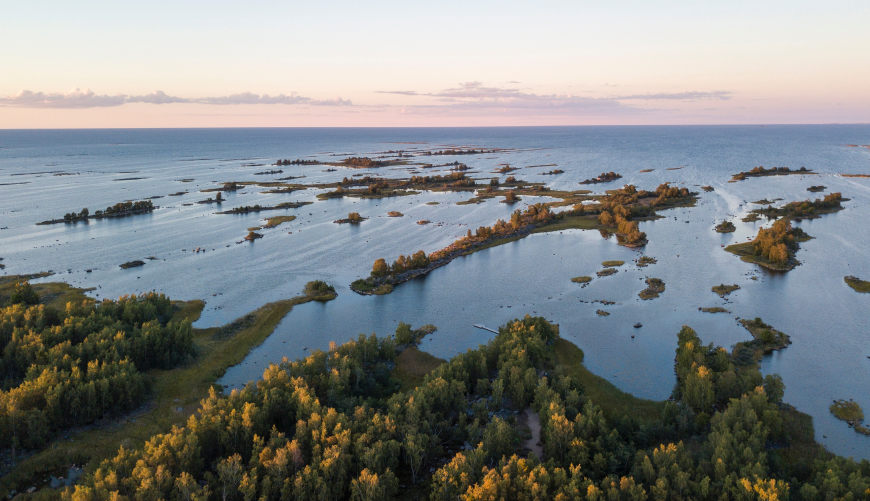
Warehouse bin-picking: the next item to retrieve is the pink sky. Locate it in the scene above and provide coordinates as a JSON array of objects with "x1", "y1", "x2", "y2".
[{"x1": 2, "y1": 1, "x2": 868, "y2": 128}]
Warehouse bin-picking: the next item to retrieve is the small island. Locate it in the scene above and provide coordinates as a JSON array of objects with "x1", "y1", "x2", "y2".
[
  {"x1": 701, "y1": 186, "x2": 714, "y2": 192},
  {"x1": 730, "y1": 165, "x2": 814, "y2": 182},
  {"x1": 494, "y1": 165, "x2": 519, "y2": 174},
  {"x1": 748, "y1": 192, "x2": 845, "y2": 221},
  {"x1": 597, "y1": 268, "x2": 618, "y2": 277},
  {"x1": 601, "y1": 260, "x2": 624, "y2": 267},
  {"x1": 119, "y1": 260, "x2": 145, "y2": 269},
  {"x1": 844, "y1": 276, "x2": 870, "y2": 293},
  {"x1": 262, "y1": 215, "x2": 296, "y2": 229},
  {"x1": 712, "y1": 284, "x2": 740, "y2": 296},
  {"x1": 639, "y1": 278, "x2": 665, "y2": 300},
  {"x1": 571, "y1": 276, "x2": 592, "y2": 284},
  {"x1": 807, "y1": 185, "x2": 826, "y2": 192},
  {"x1": 37, "y1": 200, "x2": 156, "y2": 225},
  {"x1": 580, "y1": 172, "x2": 622, "y2": 184},
  {"x1": 423, "y1": 148, "x2": 495, "y2": 156},
  {"x1": 216, "y1": 201, "x2": 311, "y2": 214},
  {"x1": 244, "y1": 230, "x2": 263, "y2": 241},
  {"x1": 387, "y1": 211, "x2": 404, "y2": 217},
  {"x1": 732, "y1": 318, "x2": 792, "y2": 368},
  {"x1": 196, "y1": 192, "x2": 224, "y2": 205},
  {"x1": 500, "y1": 190, "x2": 521, "y2": 204},
  {"x1": 330, "y1": 156, "x2": 406, "y2": 169},
  {"x1": 334, "y1": 212, "x2": 367, "y2": 224},
  {"x1": 275, "y1": 158, "x2": 318, "y2": 166},
  {"x1": 725, "y1": 219, "x2": 811, "y2": 271},
  {"x1": 715, "y1": 221, "x2": 736, "y2": 233},
  {"x1": 540, "y1": 169, "x2": 564, "y2": 175},
  {"x1": 637, "y1": 256, "x2": 657, "y2": 267},
  {"x1": 830, "y1": 400, "x2": 870, "y2": 436},
  {"x1": 700, "y1": 307, "x2": 729, "y2": 313},
  {"x1": 349, "y1": 184, "x2": 699, "y2": 294}
]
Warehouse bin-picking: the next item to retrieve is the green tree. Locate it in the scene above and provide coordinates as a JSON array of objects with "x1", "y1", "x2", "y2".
[
  {"x1": 9, "y1": 281, "x2": 39, "y2": 305},
  {"x1": 395, "y1": 322, "x2": 413, "y2": 345},
  {"x1": 763, "y1": 374, "x2": 785, "y2": 404}
]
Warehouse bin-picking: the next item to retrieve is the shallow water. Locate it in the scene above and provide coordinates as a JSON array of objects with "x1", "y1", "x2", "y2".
[{"x1": 1, "y1": 126, "x2": 869, "y2": 459}]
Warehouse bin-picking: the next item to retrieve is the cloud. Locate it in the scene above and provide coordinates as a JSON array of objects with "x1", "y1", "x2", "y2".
[
  {"x1": 375, "y1": 82, "x2": 736, "y2": 117},
  {"x1": 127, "y1": 90, "x2": 191, "y2": 104},
  {"x1": 614, "y1": 91, "x2": 732, "y2": 100},
  {"x1": 382, "y1": 82, "x2": 634, "y2": 116},
  {"x1": 186, "y1": 92, "x2": 351, "y2": 106},
  {"x1": 0, "y1": 89, "x2": 351, "y2": 108},
  {"x1": 430, "y1": 81, "x2": 524, "y2": 100},
  {"x1": 376, "y1": 90, "x2": 420, "y2": 96},
  {"x1": 0, "y1": 88, "x2": 127, "y2": 108},
  {"x1": 197, "y1": 92, "x2": 311, "y2": 105}
]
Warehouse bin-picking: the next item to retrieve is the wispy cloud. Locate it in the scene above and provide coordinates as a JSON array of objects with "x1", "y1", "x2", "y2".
[
  {"x1": 373, "y1": 82, "x2": 737, "y2": 117},
  {"x1": 380, "y1": 82, "x2": 634, "y2": 116},
  {"x1": 376, "y1": 90, "x2": 420, "y2": 96},
  {"x1": 0, "y1": 89, "x2": 128, "y2": 108},
  {"x1": 0, "y1": 88, "x2": 352, "y2": 108},
  {"x1": 195, "y1": 92, "x2": 351, "y2": 106},
  {"x1": 613, "y1": 91, "x2": 732, "y2": 100}
]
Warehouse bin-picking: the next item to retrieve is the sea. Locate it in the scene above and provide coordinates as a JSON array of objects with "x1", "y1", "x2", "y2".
[{"x1": 1, "y1": 126, "x2": 868, "y2": 459}]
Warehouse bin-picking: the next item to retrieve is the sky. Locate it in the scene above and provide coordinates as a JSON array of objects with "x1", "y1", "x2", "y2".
[{"x1": 1, "y1": 0, "x2": 868, "y2": 128}]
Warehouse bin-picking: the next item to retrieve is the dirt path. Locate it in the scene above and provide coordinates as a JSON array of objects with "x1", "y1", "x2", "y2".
[{"x1": 522, "y1": 408, "x2": 543, "y2": 459}]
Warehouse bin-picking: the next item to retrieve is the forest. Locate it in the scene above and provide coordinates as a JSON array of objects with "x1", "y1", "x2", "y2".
[
  {"x1": 0, "y1": 282, "x2": 194, "y2": 451},
  {"x1": 46, "y1": 311, "x2": 869, "y2": 501}
]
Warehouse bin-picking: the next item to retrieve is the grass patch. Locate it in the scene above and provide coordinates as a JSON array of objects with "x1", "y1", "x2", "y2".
[
  {"x1": 639, "y1": 278, "x2": 665, "y2": 300},
  {"x1": 351, "y1": 280, "x2": 393, "y2": 295},
  {"x1": 456, "y1": 198, "x2": 485, "y2": 205},
  {"x1": 262, "y1": 215, "x2": 296, "y2": 228},
  {"x1": 392, "y1": 347, "x2": 446, "y2": 392},
  {"x1": 553, "y1": 338, "x2": 665, "y2": 426},
  {"x1": 830, "y1": 400, "x2": 864, "y2": 422},
  {"x1": 0, "y1": 275, "x2": 87, "y2": 311},
  {"x1": 0, "y1": 284, "x2": 337, "y2": 495},
  {"x1": 712, "y1": 284, "x2": 740, "y2": 297},
  {"x1": 532, "y1": 214, "x2": 602, "y2": 233},
  {"x1": 636, "y1": 256, "x2": 657, "y2": 267},
  {"x1": 845, "y1": 276, "x2": 870, "y2": 293},
  {"x1": 742, "y1": 213, "x2": 762, "y2": 222},
  {"x1": 737, "y1": 318, "x2": 791, "y2": 356},
  {"x1": 601, "y1": 260, "x2": 625, "y2": 267},
  {"x1": 425, "y1": 201, "x2": 440, "y2": 205},
  {"x1": 597, "y1": 268, "x2": 618, "y2": 277},
  {"x1": 571, "y1": 276, "x2": 592, "y2": 284}
]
